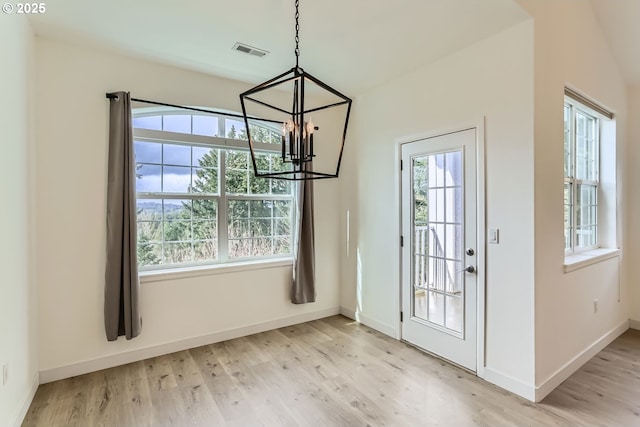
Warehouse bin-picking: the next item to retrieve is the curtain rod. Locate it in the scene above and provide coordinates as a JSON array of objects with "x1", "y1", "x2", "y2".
[
  {"x1": 564, "y1": 87, "x2": 614, "y2": 120},
  {"x1": 105, "y1": 92, "x2": 282, "y2": 124}
]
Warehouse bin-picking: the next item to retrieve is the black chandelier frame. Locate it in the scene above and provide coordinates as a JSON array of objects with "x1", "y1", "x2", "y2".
[{"x1": 239, "y1": 0, "x2": 352, "y2": 181}]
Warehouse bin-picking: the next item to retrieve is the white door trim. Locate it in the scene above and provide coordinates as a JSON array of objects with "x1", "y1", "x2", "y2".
[{"x1": 395, "y1": 119, "x2": 486, "y2": 378}]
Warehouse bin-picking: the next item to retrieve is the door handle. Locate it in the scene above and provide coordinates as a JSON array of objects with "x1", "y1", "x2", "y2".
[{"x1": 458, "y1": 265, "x2": 476, "y2": 273}]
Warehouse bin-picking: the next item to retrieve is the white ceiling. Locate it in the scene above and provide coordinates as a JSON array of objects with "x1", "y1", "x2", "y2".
[
  {"x1": 28, "y1": 1, "x2": 640, "y2": 93},
  {"x1": 590, "y1": 0, "x2": 640, "y2": 87},
  {"x1": 28, "y1": 0, "x2": 530, "y2": 95}
]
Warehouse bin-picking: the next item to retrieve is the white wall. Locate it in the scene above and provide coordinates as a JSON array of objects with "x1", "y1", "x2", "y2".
[
  {"x1": 340, "y1": 20, "x2": 536, "y2": 396},
  {"x1": 629, "y1": 86, "x2": 640, "y2": 325},
  {"x1": 516, "y1": 0, "x2": 629, "y2": 400},
  {"x1": 19, "y1": 0, "x2": 636, "y2": 409},
  {"x1": 35, "y1": 37, "x2": 342, "y2": 381},
  {"x1": 0, "y1": 16, "x2": 38, "y2": 427}
]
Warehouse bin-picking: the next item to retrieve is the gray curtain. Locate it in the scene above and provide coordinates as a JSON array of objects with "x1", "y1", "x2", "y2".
[
  {"x1": 292, "y1": 176, "x2": 316, "y2": 304},
  {"x1": 105, "y1": 91, "x2": 141, "y2": 341}
]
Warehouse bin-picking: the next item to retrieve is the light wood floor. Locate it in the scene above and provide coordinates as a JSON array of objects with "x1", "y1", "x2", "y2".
[{"x1": 23, "y1": 316, "x2": 640, "y2": 426}]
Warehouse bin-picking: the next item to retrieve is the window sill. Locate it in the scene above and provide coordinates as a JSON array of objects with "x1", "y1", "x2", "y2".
[
  {"x1": 564, "y1": 248, "x2": 620, "y2": 273},
  {"x1": 139, "y1": 257, "x2": 293, "y2": 284}
]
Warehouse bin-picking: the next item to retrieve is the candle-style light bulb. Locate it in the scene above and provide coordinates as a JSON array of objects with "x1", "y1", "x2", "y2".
[
  {"x1": 281, "y1": 122, "x2": 287, "y2": 160},
  {"x1": 287, "y1": 119, "x2": 295, "y2": 161},
  {"x1": 306, "y1": 119, "x2": 315, "y2": 160}
]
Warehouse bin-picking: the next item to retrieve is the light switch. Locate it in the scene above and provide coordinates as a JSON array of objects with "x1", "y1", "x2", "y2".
[{"x1": 489, "y1": 228, "x2": 499, "y2": 244}]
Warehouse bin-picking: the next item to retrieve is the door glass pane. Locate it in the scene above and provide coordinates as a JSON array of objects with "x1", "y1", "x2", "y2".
[
  {"x1": 428, "y1": 292, "x2": 445, "y2": 327},
  {"x1": 446, "y1": 295, "x2": 463, "y2": 332},
  {"x1": 412, "y1": 150, "x2": 464, "y2": 334}
]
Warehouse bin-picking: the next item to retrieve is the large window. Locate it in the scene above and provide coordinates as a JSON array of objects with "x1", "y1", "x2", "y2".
[{"x1": 133, "y1": 109, "x2": 295, "y2": 270}]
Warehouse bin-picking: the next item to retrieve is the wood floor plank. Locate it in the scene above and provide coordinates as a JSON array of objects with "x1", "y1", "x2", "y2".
[
  {"x1": 144, "y1": 355, "x2": 191, "y2": 427},
  {"x1": 190, "y1": 343, "x2": 264, "y2": 425},
  {"x1": 22, "y1": 316, "x2": 640, "y2": 427},
  {"x1": 208, "y1": 341, "x2": 299, "y2": 426},
  {"x1": 168, "y1": 350, "x2": 227, "y2": 426}
]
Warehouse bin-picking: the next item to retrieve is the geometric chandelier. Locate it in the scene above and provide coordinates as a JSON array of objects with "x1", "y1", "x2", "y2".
[{"x1": 239, "y1": 0, "x2": 352, "y2": 181}]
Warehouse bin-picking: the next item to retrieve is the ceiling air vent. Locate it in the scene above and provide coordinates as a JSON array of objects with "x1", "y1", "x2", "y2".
[{"x1": 232, "y1": 42, "x2": 269, "y2": 58}]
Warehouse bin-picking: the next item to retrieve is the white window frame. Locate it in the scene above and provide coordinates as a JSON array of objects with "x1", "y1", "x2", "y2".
[
  {"x1": 564, "y1": 97, "x2": 600, "y2": 254},
  {"x1": 133, "y1": 110, "x2": 295, "y2": 272}
]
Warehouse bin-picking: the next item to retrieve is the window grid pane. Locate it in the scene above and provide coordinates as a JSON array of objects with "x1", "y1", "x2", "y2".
[
  {"x1": 575, "y1": 184, "x2": 597, "y2": 248},
  {"x1": 575, "y1": 111, "x2": 597, "y2": 181},
  {"x1": 162, "y1": 115, "x2": 192, "y2": 134},
  {"x1": 135, "y1": 141, "x2": 219, "y2": 196},
  {"x1": 227, "y1": 199, "x2": 293, "y2": 259}
]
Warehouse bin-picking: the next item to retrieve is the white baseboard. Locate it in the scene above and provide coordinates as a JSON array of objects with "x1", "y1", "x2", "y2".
[
  {"x1": 12, "y1": 371, "x2": 39, "y2": 427},
  {"x1": 340, "y1": 306, "x2": 356, "y2": 320},
  {"x1": 358, "y1": 313, "x2": 398, "y2": 339},
  {"x1": 629, "y1": 319, "x2": 640, "y2": 330},
  {"x1": 40, "y1": 307, "x2": 340, "y2": 384},
  {"x1": 339, "y1": 307, "x2": 398, "y2": 338},
  {"x1": 534, "y1": 319, "x2": 629, "y2": 402},
  {"x1": 482, "y1": 367, "x2": 535, "y2": 402}
]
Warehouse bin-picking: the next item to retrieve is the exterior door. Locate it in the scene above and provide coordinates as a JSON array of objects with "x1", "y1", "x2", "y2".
[{"x1": 401, "y1": 128, "x2": 478, "y2": 371}]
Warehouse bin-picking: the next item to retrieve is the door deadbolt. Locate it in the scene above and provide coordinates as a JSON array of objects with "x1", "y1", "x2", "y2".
[{"x1": 466, "y1": 248, "x2": 475, "y2": 256}]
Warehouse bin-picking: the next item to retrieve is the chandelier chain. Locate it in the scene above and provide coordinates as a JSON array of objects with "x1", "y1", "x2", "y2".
[{"x1": 294, "y1": 0, "x2": 300, "y2": 68}]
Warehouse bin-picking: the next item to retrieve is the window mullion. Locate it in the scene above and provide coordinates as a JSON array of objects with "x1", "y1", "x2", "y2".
[
  {"x1": 596, "y1": 118, "x2": 601, "y2": 183},
  {"x1": 218, "y1": 150, "x2": 229, "y2": 262},
  {"x1": 217, "y1": 114, "x2": 226, "y2": 139},
  {"x1": 571, "y1": 105, "x2": 576, "y2": 181}
]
